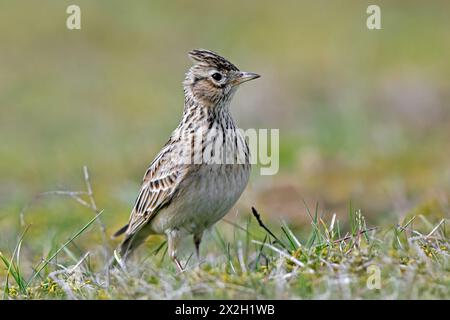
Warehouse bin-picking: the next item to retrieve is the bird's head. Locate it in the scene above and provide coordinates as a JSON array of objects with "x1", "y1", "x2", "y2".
[{"x1": 183, "y1": 49, "x2": 260, "y2": 108}]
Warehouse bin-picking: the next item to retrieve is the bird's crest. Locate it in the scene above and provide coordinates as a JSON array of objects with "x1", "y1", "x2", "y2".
[{"x1": 188, "y1": 49, "x2": 239, "y2": 71}]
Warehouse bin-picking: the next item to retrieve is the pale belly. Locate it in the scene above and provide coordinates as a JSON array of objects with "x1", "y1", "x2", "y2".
[{"x1": 149, "y1": 164, "x2": 250, "y2": 235}]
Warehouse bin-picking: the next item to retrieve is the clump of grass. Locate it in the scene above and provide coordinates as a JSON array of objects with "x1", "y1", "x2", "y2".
[{"x1": 0, "y1": 169, "x2": 448, "y2": 299}]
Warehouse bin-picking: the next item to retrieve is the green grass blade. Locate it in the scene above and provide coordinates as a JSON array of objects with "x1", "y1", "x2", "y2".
[
  {"x1": 26, "y1": 210, "x2": 104, "y2": 287},
  {"x1": 1, "y1": 225, "x2": 30, "y2": 298}
]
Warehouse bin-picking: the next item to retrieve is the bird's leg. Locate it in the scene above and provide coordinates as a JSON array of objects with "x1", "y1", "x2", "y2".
[
  {"x1": 167, "y1": 229, "x2": 183, "y2": 272},
  {"x1": 193, "y1": 232, "x2": 203, "y2": 259}
]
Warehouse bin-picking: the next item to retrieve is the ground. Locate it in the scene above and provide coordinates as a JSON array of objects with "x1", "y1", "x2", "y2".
[
  {"x1": 1, "y1": 180, "x2": 448, "y2": 299},
  {"x1": 1, "y1": 1, "x2": 449, "y2": 300}
]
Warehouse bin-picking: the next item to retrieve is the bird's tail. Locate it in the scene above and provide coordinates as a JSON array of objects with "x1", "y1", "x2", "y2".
[
  {"x1": 108, "y1": 229, "x2": 147, "y2": 269},
  {"x1": 112, "y1": 224, "x2": 128, "y2": 238}
]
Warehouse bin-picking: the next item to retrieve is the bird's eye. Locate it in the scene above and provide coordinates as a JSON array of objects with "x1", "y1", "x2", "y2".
[{"x1": 211, "y1": 73, "x2": 222, "y2": 81}]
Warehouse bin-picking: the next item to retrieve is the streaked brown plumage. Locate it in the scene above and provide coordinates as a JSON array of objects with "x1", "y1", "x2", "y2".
[{"x1": 113, "y1": 49, "x2": 260, "y2": 271}]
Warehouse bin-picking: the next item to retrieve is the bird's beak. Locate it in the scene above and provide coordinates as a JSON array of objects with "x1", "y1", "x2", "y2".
[{"x1": 233, "y1": 71, "x2": 260, "y2": 85}]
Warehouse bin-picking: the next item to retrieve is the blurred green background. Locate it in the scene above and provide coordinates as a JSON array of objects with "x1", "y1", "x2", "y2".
[{"x1": 1, "y1": 0, "x2": 449, "y2": 253}]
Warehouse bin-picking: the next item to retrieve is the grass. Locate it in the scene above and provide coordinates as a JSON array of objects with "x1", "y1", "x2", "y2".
[
  {"x1": 0, "y1": 169, "x2": 448, "y2": 299},
  {"x1": 1, "y1": 1, "x2": 450, "y2": 300}
]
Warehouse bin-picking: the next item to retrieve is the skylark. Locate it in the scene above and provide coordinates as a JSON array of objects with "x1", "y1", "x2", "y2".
[{"x1": 113, "y1": 49, "x2": 260, "y2": 270}]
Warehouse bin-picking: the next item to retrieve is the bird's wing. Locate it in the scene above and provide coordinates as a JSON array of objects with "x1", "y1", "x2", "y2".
[{"x1": 125, "y1": 142, "x2": 186, "y2": 236}]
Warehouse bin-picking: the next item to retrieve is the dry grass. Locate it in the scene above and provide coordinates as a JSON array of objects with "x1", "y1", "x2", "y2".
[{"x1": 1, "y1": 168, "x2": 448, "y2": 300}]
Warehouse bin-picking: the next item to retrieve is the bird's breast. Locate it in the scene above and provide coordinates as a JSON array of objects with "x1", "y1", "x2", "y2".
[{"x1": 150, "y1": 119, "x2": 251, "y2": 235}]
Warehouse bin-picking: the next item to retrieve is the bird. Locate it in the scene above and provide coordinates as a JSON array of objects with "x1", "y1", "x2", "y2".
[{"x1": 112, "y1": 49, "x2": 260, "y2": 271}]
